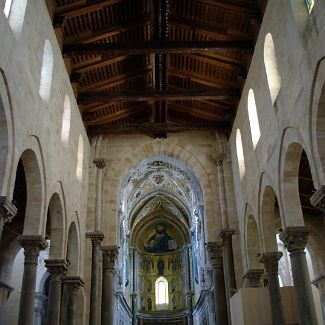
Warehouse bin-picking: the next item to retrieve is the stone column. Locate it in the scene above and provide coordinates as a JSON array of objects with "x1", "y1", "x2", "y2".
[
  {"x1": 101, "y1": 245, "x2": 118, "y2": 325},
  {"x1": 220, "y1": 229, "x2": 236, "y2": 296},
  {"x1": 242, "y1": 269, "x2": 264, "y2": 287},
  {"x1": 214, "y1": 156, "x2": 229, "y2": 228},
  {"x1": 312, "y1": 274, "x2": 325, "y2": 321},
  {"x1": 0, "y1": 196, "x2": 17, "y2": 242},
  {"x1": 93, "y1": 158, "x2": 106, "y2": 231},
  {"x1": 259, "y1": 252, "x2": 285, "y2": 325},
  {"x1": 207, "y1": 242, "x2": 228, "y2": 325},
  {"x1": 44, "y1": 259, "x2": 69, "y2": 325},
  {"x1": 63, "y1": 276, "x2": 84, "y2": 325},
  {"x1": 0, "y1": 280, "x2": 13, "y2": 324},
  {"x1": 280, "y1": 226, "x2": 318, "y2": 325},
  {"x1": 17, "y1": 235, "x2": 47, "y2": 325},
  {"x1": 86, "y1": 231, "x2": 104, "y2": 325},
  {"x1": 185, "y1": 247, "x2": 193, "y2": 325}
]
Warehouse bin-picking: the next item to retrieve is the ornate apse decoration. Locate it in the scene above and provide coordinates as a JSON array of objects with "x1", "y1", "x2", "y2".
[{"x1": 144, "y1": 223, "x2": 177, "y2": 253}]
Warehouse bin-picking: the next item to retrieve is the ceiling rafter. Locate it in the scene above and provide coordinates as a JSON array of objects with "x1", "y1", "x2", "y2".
[
  {"x1": 63, "y1": 40, "x2": 253, "y2": 57},
  {"x1": 78, "y1": 89, "x2": 240, "y2": 103}
]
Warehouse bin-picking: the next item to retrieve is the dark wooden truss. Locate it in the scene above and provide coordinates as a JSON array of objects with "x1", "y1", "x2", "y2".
[{"x1": 47, "y1": 0, "x2": 267, "y2": 137}]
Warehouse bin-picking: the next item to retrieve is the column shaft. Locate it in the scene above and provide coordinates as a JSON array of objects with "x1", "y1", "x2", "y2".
[
  {"x1": 280, "y1": 227, "x2": 318, "y2": 325},
  {"x1": 93, "y1": 158, "x2": 106, "y2": 231},
  {"x1": 185, "y1": 247, "x2": 193, "y2": 325},
  {"x1": 101, "y1": 246, "x2": 118, "y2": 325},
  {"x1": 312, "y1": 275, "x2": 325, "y2": 322},
  {"x1": 45, "y1": 259, "x2": 69, "y2": 325},
  {"x1": 63, "y1": 276, "x2": 84, "y2": 325},
  {"x1": 207, "y1": 242, "x2": 228, "y2": 325},
  {"x1": 259, "y1": 252, "x2": 285, "y2": 325},
  {"x1": 86, "y1": 231, "x2": 104, "y2": 325},
  {"x1": 17, "y1": 236, "x2": 47, "y2": 325}
]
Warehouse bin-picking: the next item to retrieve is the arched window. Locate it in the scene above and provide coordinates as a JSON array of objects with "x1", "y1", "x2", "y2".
[
  {"x1": 76, "y1": 135, "x2": 83, "y2": 182},
  {"x1": 236, "y1": 129, "x2": 245, "y2": 180},
  {"x1": 5, "y1": 0, "x2": 27, "y2": 36},
  {"x1": 61, "y1": 95, "x2": 71, "y2": 144},
  {"x1": 264, "y1": 33, "x2": 281, "y2": 105},
  {"x1": 155, "y1": 276, "x2": 169, "y2": 308},
  {"x1": 3, "y1": 0, "x2": 13, "y2": 17},
  {"x1": 306, "y1": 0, "x2": 314, "y2": 13},
  {"x1": 248, "y1": 89, "x2": 261, "y2": 149},
  {"x1": 39, "y1": 40, "x2": 54, "y2": 102}
]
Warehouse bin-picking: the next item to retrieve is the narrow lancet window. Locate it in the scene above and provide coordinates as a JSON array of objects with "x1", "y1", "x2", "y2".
[
  {"x1": 264, "y1": 33, "x2": 281, "y2": 105},
  {"x1": 61, "y1": 95, "x2": 71, "y2": 144},
  {"x1": 76, "y1": 135, "x2": 83, "y2": 182},
  {"x1": 155, "y1": 276, "x2": 169, "y2": 308},
  {"x1": 39, "y1": 40, "x2": 54, "y2": 102},
  {"x1": 248, "y1": 89, "x2": 261, "y2": 149},
  {"x1": 236, "y1": 129, "x2": 246, "y2": 180}
]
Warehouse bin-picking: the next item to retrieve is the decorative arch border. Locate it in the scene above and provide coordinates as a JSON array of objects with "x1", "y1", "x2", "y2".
[
  {"x1": 243, "y1": 203, "x2": 262, "y2": 271},
  {"x1": 101, "y1": 138, "x2": 218, "y2": 244},
  {"x1": 0, "y1": 68, "x2": 15, "y2": 197},
  {"x1": 258, "y1": 172, "x2": 281, "y2": 252},
  {"x1": 44, "y1": 181, "x2": 68, "y2": 259},
  {"x1": 278, "y1": 127, "x2": 318, "y2": 227},
  {"x1": 309, "y1": 56, "x2": 325, "y2": 185}
]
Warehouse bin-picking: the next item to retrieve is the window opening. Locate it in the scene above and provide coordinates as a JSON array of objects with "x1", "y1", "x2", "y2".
[
  {"x1": 155, "y1": 276, "x2": 169, "y2": 306},
  {"x1": 39, "y1": 40, "x2": 53, "y2": 102},
  {"x1": 248, "y1": 89, "x2": 261, "y2": 149},
  {"x1": 236, "y1": 129, "x2": 245, "y2": 180},
  {"x1": 61, "y1": 95, "x2": 71, "y2": 144},
  {"x1": 3, "y1": 0, "x2": 13, "y2": 17},
  {"x1": 305, "y1": 0, "x2": 314, "y2": 13}
]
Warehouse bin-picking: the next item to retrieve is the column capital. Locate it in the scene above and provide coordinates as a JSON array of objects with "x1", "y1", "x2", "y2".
[
  {"x1": 243, "y1": 269, "x2": 264, "y2": 287},
  {"x1": 258, "y1": 251, "x2": 283, "y2": 275},
  {"x1": 207, "y1": 242, "x2": 223, "y2": 267},
  {"x1": 45, "y1": 259, "x2": 70, "y2": 278},
  {"x1": 86, "y1": 231, "x2": 104, "y2": 246},
  {"x1": 18, "y1": 235, "x2": 47, "y2": 264},
  {"x1": 101, "y1": 245, "x2": 118, "y2": 271},
  {"x1": 279, "y1": 226, "x2": 309, "y2": 254},
  {"x1": 0, "y1": 196, "x2": 17, "y2": 221},
  {"x1": 93, "y1": 158, "x2": 106, "y2": 169},
  {"x1": 63, "y1": 276, "x2": 84, "y2": 294},
  {"x1": 220, "y1": 229, "x2": 235, "y2": 243},
  {"x1": 310, "y1": 185, "x2": 325, "y2": 214}
]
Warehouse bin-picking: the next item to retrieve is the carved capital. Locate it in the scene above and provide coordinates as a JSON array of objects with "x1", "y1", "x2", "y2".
[
  {"x1": 310, "y1": 186, "x2": 325, "y2": 214},
  {"x1": 0, "y1": 196, "x2": 17, "y2": 223},
  {"x1": 93, "y1": 158, "x2": 106, "y2": 169},
  {"x1": 279, "y1": 226, "x2": 309, "y2": 254},
  {"x1": 207, "y1": 242, "x2": 223, "y2": 267},
  {"x1": 102, "y1": 245, "x2": 118, "y2": 271},
  {"x1": 258, "y1": 251, "x2": 283, "y2": 275},
  {"x1": 45, "y1": 259, "x2": 70, "y2": 279},
  {"x1": 243, "y1": 269, "x2": 264, "y2": 287},
  {"x1": 220, "y1": 229, "x2": 235, "y2": 243},
  {"x1": 18, "y1": 235, "x2": 47, "y2": 264},
  {"x1": 86, "y1": 231, "x2": 104, "y2": 246},
  {"x1": 63, "y1": 276, "x2": 84, "y2": 295}
]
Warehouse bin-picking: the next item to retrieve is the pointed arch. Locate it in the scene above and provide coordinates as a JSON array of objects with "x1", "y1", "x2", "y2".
[
  {"x1": 264, "y1": 33, "x2": 281, "y2": 105},
  {"x1": 39, "y1": 40, "x2": 53, "y2": 102},
  {"x1": 66, "y1": 222, "x2": 80, "y2": 276},
  {"x1": 248, "y1": 89, "x2": 261, "y2": 149}
]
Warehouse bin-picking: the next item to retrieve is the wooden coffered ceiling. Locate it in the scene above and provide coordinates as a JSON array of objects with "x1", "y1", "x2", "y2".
[{"x1": 46, "y1": 0, "x2": 267, "y2": 137}]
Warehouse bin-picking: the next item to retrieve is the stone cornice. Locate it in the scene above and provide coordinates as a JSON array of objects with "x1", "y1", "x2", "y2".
[{"x1": 86, "y1": 231, "x2": 104, "y2": 245}]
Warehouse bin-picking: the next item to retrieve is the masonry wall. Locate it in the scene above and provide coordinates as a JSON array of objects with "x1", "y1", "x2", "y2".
[{"x1": 0, "y1": 0, "x2": 91, "y2": 323}]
